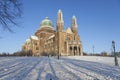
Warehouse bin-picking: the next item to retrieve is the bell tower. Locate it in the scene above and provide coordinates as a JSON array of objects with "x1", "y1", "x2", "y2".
[
  {"x1": 56, "y1": 9, "x2": 64, "y2": 57},
  {"x1": 72, "y1": 16, "x2": 78, "y2": 34},
  {"x1": 57, "y1": 9, "x2": 64, "y2": 32}
]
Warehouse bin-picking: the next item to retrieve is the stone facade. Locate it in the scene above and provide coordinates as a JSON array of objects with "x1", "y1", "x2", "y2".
[{"x1": 22, "y1": 10, "x2": 83, "y2": 56}]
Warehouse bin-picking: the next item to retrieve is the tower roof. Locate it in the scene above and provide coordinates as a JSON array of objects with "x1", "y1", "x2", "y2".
[
  {"x1": 72, "y1": 15, "x2": 76, "y2": 19},
  {"x1": 30, "y1": 35, "x2": 39, "y2": 40},
  {"x1": 57, "y1": 9, "x2": 64, "y2": 22},
  {"x1": 66, "y1": 27, "x2": 72, "y2": 34},
  {"x1": 40, "y1": 17, "x2": 54, "y2": 29},
  {"x1": 25, "y1": 39, "x2": 31, "y2": 44},
  {"x1": 72, "y1": 15, "x2": 78, "y2": 28},
  {"x1": 26, "y1": 39, "x2": 30, "y2": 42},
  {"x1": 58, "y1": 9, "x2": 62, "y2": 13}
]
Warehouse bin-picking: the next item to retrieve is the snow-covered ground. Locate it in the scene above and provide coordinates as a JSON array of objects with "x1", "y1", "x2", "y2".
[
  {"x1": 66, "y1": 56, "x2": 120, "y2": 66},
  {"x1": 0, "y1": 56, "x2": 120, "y2": 80}
]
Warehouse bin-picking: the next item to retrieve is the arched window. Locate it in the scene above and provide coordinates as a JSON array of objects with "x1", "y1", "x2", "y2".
[
  {"x1": 36, "y1": 47, "x2": 39, "y2": 50},
  {"x1": 67, "y1": 37, "x2": 70, "y2": 41},
  {"x1": 69, "y1": 47, "x2": 72, "y2": 50},
  {"x1": 35, "y1": 43, "x2": 37, "y2": 45}
]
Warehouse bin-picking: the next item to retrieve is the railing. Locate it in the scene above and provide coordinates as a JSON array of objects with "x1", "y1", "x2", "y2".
[{"x1": 67, "y1": 40, "x2": 81, "y2": 45}]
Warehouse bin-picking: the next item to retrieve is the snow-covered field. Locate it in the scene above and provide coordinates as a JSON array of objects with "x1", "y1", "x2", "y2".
[
  {"x1": 0, "y1": 56, "x2": 120, "y2": 80},
  {"x1": 66, "y1": 56, "x2": 120, "y2": 66}
]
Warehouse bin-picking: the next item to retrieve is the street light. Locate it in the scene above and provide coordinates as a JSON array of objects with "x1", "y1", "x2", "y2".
[
  {"x1": 57, "y1": 45, "x2": 60, "y2": 60},
  {"x1": 93, "y1": 45, "x2": 95, "y2": 55},
  {"x1": 58, "y1": 53, "x2": 59, "y2": 59},
  {"x1": 112, "y1": 41, "x2": 119, "y2": 66}
]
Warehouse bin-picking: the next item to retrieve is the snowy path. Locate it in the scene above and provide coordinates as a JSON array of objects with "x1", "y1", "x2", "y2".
[{"x1": 0, "y1": 57, "x2": 120, "y2": 80}]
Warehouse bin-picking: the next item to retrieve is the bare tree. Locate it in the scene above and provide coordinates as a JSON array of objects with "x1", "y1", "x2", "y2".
[{"x1": 0, "y1": 0, "x2": 22, "y2": 32}]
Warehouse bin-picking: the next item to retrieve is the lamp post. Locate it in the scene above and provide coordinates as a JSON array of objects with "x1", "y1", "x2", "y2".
[
  {"x1": 112, "y1": 41, "x2": 119, "y2": 66},
  {"x1": 58, "y1": 53, "x2": 59, "y2": 59},
  {"x1": 57, "y1": 46, "x2": 59, "y2": 60},
  {"x1": 93, "y1": 45, "x2": 94, "y2": 55},
  {"x1": 57, "y1": 38, "x2": 59, "y2": 60}
]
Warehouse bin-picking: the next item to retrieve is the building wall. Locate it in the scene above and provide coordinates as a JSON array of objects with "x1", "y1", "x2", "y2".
[{"x1": 22, "y1": 29, "x2": 83, "y2": 56}]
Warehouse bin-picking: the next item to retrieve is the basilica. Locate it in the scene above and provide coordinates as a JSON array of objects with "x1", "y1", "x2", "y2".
[{"x1": 22, "y1": 10, "x2": 83, "y2": 56}]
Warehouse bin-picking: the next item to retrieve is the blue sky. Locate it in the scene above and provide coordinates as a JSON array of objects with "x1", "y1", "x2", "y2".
[{"x1": 0, "y1": 0, "x2": 120, "y2": 54}]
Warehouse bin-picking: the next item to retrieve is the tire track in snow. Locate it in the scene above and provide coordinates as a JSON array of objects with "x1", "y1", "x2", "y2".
[
  {"x1": 39, "y1": 57, "x2": 59, "y2": 80},
  {"x1": 0, "y1": 61, "x2": 23, "y2": 73},
  {"x1": 0, "y1": 57, "x2": 41, "y2": 80},
  {"x1": 10, "y1": 58, "x2": 43, "y2": 80},
  {"x1": 60, "y1": 59, "x2": 107, "y2": 80},
  {"x1": 50, "y1": 58, "x2": 82, "y2": 80},
  {"x1": 36, "y1": 58, "x2": 47, "y2": 80},
  {"x1": 23, "y1": 57, "x2": 47, "y2": 80},
  {"x1": 0, "y1": 58, "x2": 31, "y2": 77},
  {"x1": 62, "y1": 58, "x2": 120, "y2": 80},
  {"x1": 48, "y1": 58, "x2": 59, "y2": 80},
  {"x1": 0, "y1": 58, "x2": 30, "y2": 73},
  {"x1": 0, "y1": 57, "x2": 25, "y2": 67}
]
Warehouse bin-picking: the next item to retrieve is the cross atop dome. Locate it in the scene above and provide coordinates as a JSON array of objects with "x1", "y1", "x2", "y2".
[{"x1": 45, "y1": 16, "x2": 49, "y2": 19}]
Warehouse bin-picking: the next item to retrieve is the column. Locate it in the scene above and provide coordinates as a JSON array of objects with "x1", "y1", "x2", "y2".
[
  {"x1": 78, "y1": 46, "x2": 80, "y2": 56},
  {"x1": 77, "y1": 46, "x2": 79, "y2": 56},
  {"x1": 73, "y1": 46, "x2": 75, "y2": 56},
  {"x1": 66, "y1": 41, "x2": 68, "y2": 56},
  {"x1": 72, "y1": 46, "x2": 74, "y2": 56},
  {"x1": 80, "y1": 46, "x2": 83, "y2": 56}
]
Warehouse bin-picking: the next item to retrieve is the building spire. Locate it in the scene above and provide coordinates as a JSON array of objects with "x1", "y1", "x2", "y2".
[
  {"x1": 72, "y1": 15, "x2": 78, "y2": 28},
  {"x1": 57, "y1": 9, "x2": 64, "y2": 31},
  {"x1": 72, "y1": 15, "x2": 78, "y2": 34},
  {"x1": 57, "y1": 9, "x2": 64, "y2": 23}
]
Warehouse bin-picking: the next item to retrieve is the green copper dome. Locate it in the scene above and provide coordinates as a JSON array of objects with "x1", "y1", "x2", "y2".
[{"x1": 40, "y1": 17, "x2": 54, "y2": 29}]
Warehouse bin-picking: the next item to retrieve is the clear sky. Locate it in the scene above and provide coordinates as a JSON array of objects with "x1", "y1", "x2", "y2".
[{"x1": 0, "y1": 0, "x2": 120, "y2": 54}]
